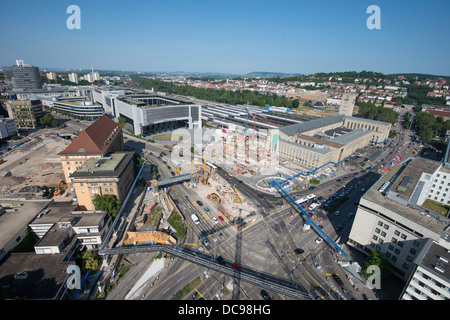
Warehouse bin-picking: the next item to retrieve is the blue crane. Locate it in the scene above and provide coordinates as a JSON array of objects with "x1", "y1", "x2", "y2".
[
  {"x1": 272, "y1": 159, "x2": 348, "y2": 258},
  {"x1": 279, "y1": 158, "x2": 347, "y2": 188}
]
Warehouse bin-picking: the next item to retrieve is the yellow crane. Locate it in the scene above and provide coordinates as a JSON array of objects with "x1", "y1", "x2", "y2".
[{"x1": 233, "y1": 184, "x2": 242, "y2": 203}]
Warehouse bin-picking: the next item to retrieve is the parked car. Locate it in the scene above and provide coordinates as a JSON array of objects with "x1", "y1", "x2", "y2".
[
  {"x1": 294, "y1": 248, "x2": 304, "y2": 255},
  {"x1": 212, "y1": 217, "x2": 218, "y2": 224},
  {"x1": 218, "y1": 216, "x2": 224, "y2": 222},
  {"x1": 316, "y1": 237, "x2": 323, "y2": 244}
]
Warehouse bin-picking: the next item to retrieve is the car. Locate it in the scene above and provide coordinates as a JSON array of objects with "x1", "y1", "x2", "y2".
[
  {"x1": 217, "y1": 256, "x2": 225, "y2": 265},
  {"x1": 315, "y1": 237, "x2": 323, "y2": 244},
  {"x1": 204, "y1": 206, "x2": 210, "y2": 213},
  {"x1": 336, "y1": 224, "x2": 342, "y2": 231},
  {"x1": 308, "y1": 186, "x2": 316, "y2": 190},
  {"x1": 212, "y1": 217, "x2": 218, "y2": 224},
  {"x1": 335, "y1": 210, "x2": 340, "y2": 216},
  {"x1": 294, "y1": 248, "x2": 304, "y2": 255},
  {"x1": 232, "y1": 263, "x2": 242, "y2": 272},
  {"x1": 332, "y1": 274, "x2": 344, "y2": 287},
  {"x1": 201, "y1": 236, "x2": 210, "y2": 247},
  {"x1": 348, "y1": 212, "x2": 354, "y2": 217},
  {"x1": 218, "y1": 216, "x2": 224, "y2": 222},
  {"x1": 260, "y1": 290, "x2": 271, "y2": 300},
  {"x1": 197, "y1": 200, "x2": 203, "y2": 206}
]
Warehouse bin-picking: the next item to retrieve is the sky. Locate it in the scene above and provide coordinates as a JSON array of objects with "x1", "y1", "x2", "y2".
[{"x1": 0, "y1": 0, "x2": 449, "y2": 76}]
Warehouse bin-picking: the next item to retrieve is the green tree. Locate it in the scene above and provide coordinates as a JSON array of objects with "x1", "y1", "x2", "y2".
[
  {"x1": 362, "y1": 249, "x2": 391, "y2": 280},
  {"x1": 77, "y1": 250, "x2": 101, "y2": 273},
  {"x1": 92, "y1": 194, "x2": 121, "y2": 218},
  {"x1": 39, "y1": 112, "x2": 56, "y2": 127}
]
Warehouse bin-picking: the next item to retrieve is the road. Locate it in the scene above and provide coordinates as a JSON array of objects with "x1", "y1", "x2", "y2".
[{"x1": 117, "y1": 115, "x2": 416, "y2": 301}]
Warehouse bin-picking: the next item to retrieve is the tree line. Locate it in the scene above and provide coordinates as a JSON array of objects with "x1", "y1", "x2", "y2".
[
  {"x1": 357, "y1": 101, "x2": 399, "y2": 125},
  {"x1": 131, "y1": 77, "x2": 295, "y2": 108}
]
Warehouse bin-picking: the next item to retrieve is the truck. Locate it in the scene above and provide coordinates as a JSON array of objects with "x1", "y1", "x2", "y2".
[{"x1": 191, "y1": 214, "x2": 200, "y2": 225}]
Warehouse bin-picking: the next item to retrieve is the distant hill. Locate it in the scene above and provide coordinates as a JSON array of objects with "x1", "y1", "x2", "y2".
[
  {"x1": 242, "y1": 71, "x2": 303, "y2": 78},
  {"x1": 389, "y1": 73, "x2": 450, "y2": 80}
]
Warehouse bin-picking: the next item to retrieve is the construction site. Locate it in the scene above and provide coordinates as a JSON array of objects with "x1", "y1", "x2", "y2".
[{"x1": 0, "y1": 131, "x2": 73, "y2": 202}]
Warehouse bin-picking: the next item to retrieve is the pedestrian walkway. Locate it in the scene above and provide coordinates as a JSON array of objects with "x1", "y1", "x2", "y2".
[{"x1": 125, "y1": 258, "x2": 166, "y2": 300}]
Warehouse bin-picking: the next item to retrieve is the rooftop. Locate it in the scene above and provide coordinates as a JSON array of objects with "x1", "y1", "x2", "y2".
[
  {"x1": 417, "y1": 239, "x2": 450, "y2": 281},
  {"x1": 58, "y1": 115, "x2": 122, "y2": 156},
  {"x1": 70, "y1": 151, "x2": 134, "y2": 179}
]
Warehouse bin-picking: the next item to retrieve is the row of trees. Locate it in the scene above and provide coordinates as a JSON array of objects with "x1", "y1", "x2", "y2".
[
  {"x1": 411, "y1": 111, "x2": 450, "y2": 143},
  {"x1": 132, "y1": 77, "x2": 296, "y2": 108},
  {"x1": 392, "y1": 84, "x2": 447, "y2": 106},
  {"x1": 357, "y1": 101, "x2": 399, "y2": 125}
]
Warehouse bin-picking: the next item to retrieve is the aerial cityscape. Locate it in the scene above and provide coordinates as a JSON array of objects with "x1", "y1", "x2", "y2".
[{"x1": 0, "y1": 0, "x2": 450, "y2": 309}]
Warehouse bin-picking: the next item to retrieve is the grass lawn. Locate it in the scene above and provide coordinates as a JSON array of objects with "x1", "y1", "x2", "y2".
[{"x1": 423, "y1": 199, "x2": 450, "y2": 216}]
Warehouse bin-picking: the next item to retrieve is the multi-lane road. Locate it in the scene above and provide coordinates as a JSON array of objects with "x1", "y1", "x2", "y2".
[{"x1": 119, "y1": 115, "x2": 419, "y2": 300}]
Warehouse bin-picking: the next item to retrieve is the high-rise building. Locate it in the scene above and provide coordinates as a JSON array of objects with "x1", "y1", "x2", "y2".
[
  {"x1": 46, "y1": 72, "x2": 57, "y2": 80},
  {"x1": 68, "y1": 72, "x2": 79, "y2": 84},
  {"x1": 11, "y1": 60, "x2": 42, "y2": 90}
]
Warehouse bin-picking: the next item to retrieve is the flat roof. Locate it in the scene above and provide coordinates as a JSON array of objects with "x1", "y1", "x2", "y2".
[
  {"x1": 0, "y1": 252, "x2": 71, "y2": 299},
  {"x1": 418, "y1": 240, "x2": 450, "y2": 281},
  {"x1": 389, "y1": 157, "x2": 441, "y2": 201},
  {"x1": 70, "y1": 151, "x2": 134, "y2": 179},
  {"x1": 0, "y1": 200, "x2": 51, "y2": 249},
  {"x1": 363, "y1": 187, "x2": 449, "y2": 236}
]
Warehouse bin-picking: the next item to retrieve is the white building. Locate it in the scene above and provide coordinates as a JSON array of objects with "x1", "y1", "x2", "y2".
[
  {"x1": 401, "y1": 238, "x2": 450, "y2": 300},
  {"x1": 93, "y1": 90, "x2": 202, "y2": 136},
  {"x1": 68, "y1": 72, "x2": 79, "y2": 84},
  {"x1": 348, "y1": 157, "x2": 450, "y2": 283}
]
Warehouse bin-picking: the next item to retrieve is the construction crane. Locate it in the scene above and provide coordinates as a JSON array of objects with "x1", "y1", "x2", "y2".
[
  {"x1": 233, "y1": 184, "x2": 242, "y2": 203},
  {"x1": 280, "y1": 158, "x2": 347, "y2": 188},
  {"x1": 272, "y1": 179, "x2": 348, "y2": 258}
]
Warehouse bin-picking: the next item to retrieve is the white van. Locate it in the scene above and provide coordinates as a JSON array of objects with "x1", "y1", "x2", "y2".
[{"x1": 191, "y1": 214, "x2": 200, "y2": 225}]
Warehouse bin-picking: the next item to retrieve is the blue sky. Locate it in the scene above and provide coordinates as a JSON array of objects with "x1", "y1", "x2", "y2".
[{"x1": 0, "y1": 0, "x2": 449, "y2": 75}]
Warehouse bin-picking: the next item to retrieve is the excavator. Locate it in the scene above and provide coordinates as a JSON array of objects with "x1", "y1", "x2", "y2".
[{"x1": 54, "y1": 181, "x2": 67, "y2": 196}]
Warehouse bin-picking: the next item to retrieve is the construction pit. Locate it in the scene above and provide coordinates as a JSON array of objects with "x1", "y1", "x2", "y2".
[{"x1": 0, "y1": 133, "x2": 71, "y2": 201}]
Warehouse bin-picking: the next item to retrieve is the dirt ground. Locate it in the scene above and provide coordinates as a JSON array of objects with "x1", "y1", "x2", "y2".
[{"x1": 0, "y1": 135, "x2": 70, "y2": 199}]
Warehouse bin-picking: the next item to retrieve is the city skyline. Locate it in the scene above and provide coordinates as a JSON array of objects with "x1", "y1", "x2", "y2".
[{"x1": 0, "y1": 0, "x2": 449, "y2": 76}]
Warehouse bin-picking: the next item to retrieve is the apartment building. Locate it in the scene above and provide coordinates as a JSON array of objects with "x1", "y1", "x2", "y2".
[
  {"x1": 69, "y1": 151, "x2": 135, "y2": 211},
  {"x1": 58, "y1": 115, "x2": 124, "y2": 183},
  {"x1": 5, "y1": 99, "x2": 44, "y2": 129}
]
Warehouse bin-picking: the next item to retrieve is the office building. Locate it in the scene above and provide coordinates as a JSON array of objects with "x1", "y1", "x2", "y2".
[
  {"x1": 93, "y1": 90, "x2": 202, "y2": 136},
  {"x1": 11, "y1": 60, "x2": 42, "y2": 90},
  {"x1": 5, "y1": 99, "x2": 44, "y2": 129},
  {"x1": 348, "y1": 157, "x2": 450, "y2": 282},
  {"x1": 58, "y1": 115, "x2": 124, "y2": 183},
  {"x1": 51, "y1": 99, "x2": 104, "y2": 121},
  {"x1": 70, "y1": 151, "x2": 135, "y2": 211}
]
